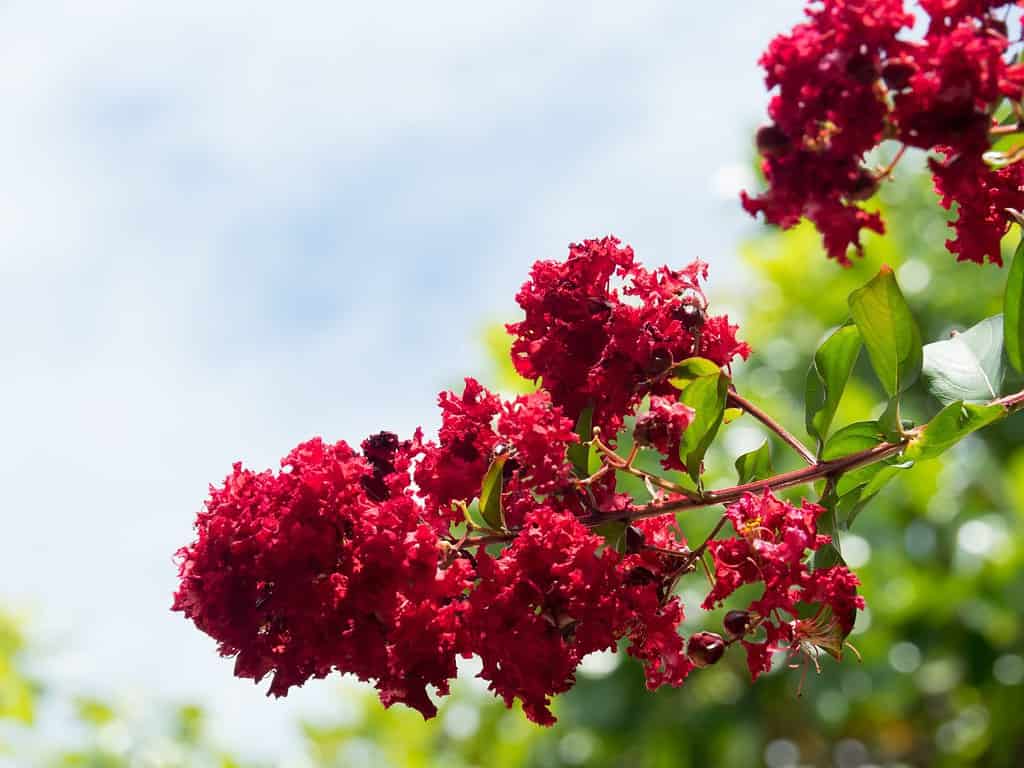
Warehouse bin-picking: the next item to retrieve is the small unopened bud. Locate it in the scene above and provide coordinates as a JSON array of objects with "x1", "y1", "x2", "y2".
[
  {"x1": 756, "y1": 124, "x2": 791, "y2": 156},
  {"x1": 845, "y1": 51, "x2": 878, "y2": 84},
  {"x1": 687, "y1": 631, "x2": 726, "y2": 668},
  {"x1": 633, "y1": 412, "x2": 666, "y2": 448},
  {"x1": 881, "y1": 58, "x2": 915, "y2": 90},
  {"x1": 724, "y1": 610, "x2": 749, "y2": 638},
  {"x1": 674, "y1": 298, "x2": 706, "y2": 330},
  {"x1": 723, "y1": 609, "x2": 751, "y2": 638},
  {"x1": 847, "y1": 170, "x2": 878, "y2": 201}
]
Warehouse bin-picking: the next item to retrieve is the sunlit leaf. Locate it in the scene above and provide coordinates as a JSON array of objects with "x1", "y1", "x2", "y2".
[
  {"x1": 805, "y1": 323, "x2": 862, "y2": 452},
  {"x1": 848, "y1": 265, "x2": 922, "y2": 397},
  {"x1": 1004, "y1": 234, "x2": 1024, "y2": 373},
  {"x1": 735, "y1": 440, "x2": 773, "y2": 484},
  {"x1": 479, "y1": 457, "x2": 507, "y2": 531},
  {"x1": 670, "y1": 358, "x2": 729, "y2": 482},
  {"x1": 921, "y1": 315, "x2": 1005, "y2": 405}
]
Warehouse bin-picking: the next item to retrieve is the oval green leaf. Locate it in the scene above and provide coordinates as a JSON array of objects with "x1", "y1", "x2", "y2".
[
  {"x1": 848, "y1": 265, "x2": 922, "y2": 397},
  {"x1": 735, "y1": 440, "x2": 773, "y2": 485},
  {"x1": 670, "y1": 358, "x2": 729, "y2": 482},
  {"x1": 479, "y1": 457, "x2": 507, "y2": 531},
  {"x1": 1004, "y1": 234, "x2": 1024, "y2": 373},
  {"x1": 805, "y1": 323, "x2": 863, "y2": 452}
]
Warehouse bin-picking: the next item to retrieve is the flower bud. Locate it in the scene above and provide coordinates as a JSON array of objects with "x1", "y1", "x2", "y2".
[
  {"x1": 633, "y1": 411, "x2": 666, "y2": 448},
  {"x1": 881, "y1": 57, "x2": 915, "y2": 90},
  {"x1": 723, "y1": 609, "x2": 751, "y2": 638},
  {"x1": 756, "y1": 124, "x2": 791, "y2": 156},
  {"x1": 845, "y1": 51, "x2": 878, "y2": 84},
  {"x1": 847, "y1": 170, "x2": 878, "y2": 202},
  {"x1": 687, "y1": 631, "x2": 726, "y2": 668}
]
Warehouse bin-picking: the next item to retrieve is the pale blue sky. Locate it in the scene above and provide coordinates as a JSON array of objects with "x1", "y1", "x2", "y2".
[{"x1": 0, "y1": 0, "x2": 805, "y2": 759}]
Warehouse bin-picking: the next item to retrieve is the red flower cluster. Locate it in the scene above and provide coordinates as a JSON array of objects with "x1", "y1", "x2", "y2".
[
  {"x1": 466, "y1": 507, "x2": 691, "y2": 724},
  {"x1": 702, "y1": 491, "x2": 865, "y2": 679},
  {"x1": 173, "y1": 239, "x2": 864, "y2": 726},
  {"x1": 173, "y1": 433, "x2": 696, "y2": 724},
  {"x1": 414, "y1": 380, "x2": 579, "y2": 530},
  {"x1": 508, "y1": 237, "x2": 748, "y2": 435},
  {"x1": 744, "y1": 0, "x2": 1024, "y2": 265},
  {"x1": 172, "y1": 437, "x2": 472, "y2": 717}
]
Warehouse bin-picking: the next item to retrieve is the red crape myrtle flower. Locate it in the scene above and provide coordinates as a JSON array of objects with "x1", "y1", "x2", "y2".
[
  {"x1": 508, "y1": 236, "x2": 748, "y2": 436},
  {"x1": 172, "y1": 436, "x2": 473, "y2": 718},
  {"x1": 741, "y1": 0, "x2": 912, "y2": 263},
  {"x1": 702, "y1": 490, "x2": 864, "y2": 679},
  {"x1": 633, "y1": 395, "x2": 696, "y2": 471},
  {"x1": 414, "y1": 378, "x2": 579, "y2": 529},
  {"x1": 464, "y1": 506, "x2": 692, "y2": 725},
  {"x1": 744, "y1": 0, "x2": 1024, "y2": 265}
]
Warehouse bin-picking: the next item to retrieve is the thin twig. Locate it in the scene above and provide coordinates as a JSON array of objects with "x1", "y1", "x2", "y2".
[
  {"x1": 874, "y1": 144, "x2": 907, "y2": 181},
  {"x1": 727, "y1": 390, "x2": 817, "y2": 466},
  {"x1": 991, "y1": 123, "x2": 1023, "y2": 136},
  {"x1": 582, "y1": 438, "x2": 911, "y2": 527}
]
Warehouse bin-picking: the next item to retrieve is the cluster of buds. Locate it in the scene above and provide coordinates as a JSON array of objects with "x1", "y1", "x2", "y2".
[
  {"x1": 173, "y1": 238, "x2": 864, "y2": 725},
  {"x1": 744, "y1": 0, "x2": 1024, "y2": 265}
]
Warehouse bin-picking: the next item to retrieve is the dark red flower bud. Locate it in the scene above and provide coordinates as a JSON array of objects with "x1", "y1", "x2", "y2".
[
  {"x1": 632, "y1": 412, "x2": 665, "y2": 448},
  {"x1": 687, "y1": 631, "x2": 726, "y2": 668},
  {"x1": 881, "y1": 58, "x2": 915, "y2": 90},
  {"x1": 845, "y1": 51, "x2": 878, "y2": 85},
  {"x1": 625, "y1": 525, "x2": 646, "y2": 553},
  {"x1": 755, "y1": 124, "x2": 791, "y2": 156},
  {"x1": 847, "y1": 170, "x2": 879, "y2": 202},
  {"x1": 723, "y1": 609, "x2": 751, "y2": 638},
  {"x1": 674, "y1": 297, "x2": 706, "y2": 330}
]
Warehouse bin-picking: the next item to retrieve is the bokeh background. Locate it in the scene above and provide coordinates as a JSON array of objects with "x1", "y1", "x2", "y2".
[{"x1": 2, "y1": 1, "x2": 1023, "y2": 766}]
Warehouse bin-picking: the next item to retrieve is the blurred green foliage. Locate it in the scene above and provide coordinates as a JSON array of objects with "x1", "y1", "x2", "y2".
[{"x1": 3, "y1": 164, "x2": 1024, "y2": 767}]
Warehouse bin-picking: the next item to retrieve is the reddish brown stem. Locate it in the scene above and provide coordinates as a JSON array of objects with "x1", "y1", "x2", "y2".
[
  {"x1": 874, "y1": 144, "x2": 907, "y2": 181},
  {"x1": 990, "y1": 123, "x2": 1023, "y2": 136},
  {"x1": 727, "y1": 390, "x2": 817, "y2": 466},
  {"x1": 581, "y1": 437, "x2": 910, "y2": 527}
]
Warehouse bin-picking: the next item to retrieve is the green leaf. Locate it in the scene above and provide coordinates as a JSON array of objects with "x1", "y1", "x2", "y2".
[
  {"x1": 735, "y1": 440, "x2": 773, "y2": 484},
  {"x1": 479, "y1": 457, "x2": 507, "y2": 531},
  {"x1": 670, "y1": 358, "x2": 729, "y2": 482},
  {"x1": 848, "y1": 265, "x2": 922, "y2": 397},
  {"x1": 821, "y1": 421, "x2": 884, "y2": 462},
  {"x1": 805, "y1": 323, "x2": 862, "y2": 451},
  {"x1": 668, "y1": 356, "x2": 723, "y2": 386},
  {"x1": 567, "y1": 406, "x2": 593, "y2": 478},
  {"x1": 921, "y1": 315, "x2": 1005, "y2": 405},
  {"x1": 831, "y1": 455, "x2": 911, "y2": 528},
  {"x1": 906, "y1": 401, "x2": 1005, "y2": 461},
  {"x1": 1005, "y1": 235, "x2": 1024, "y2": 373}
]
